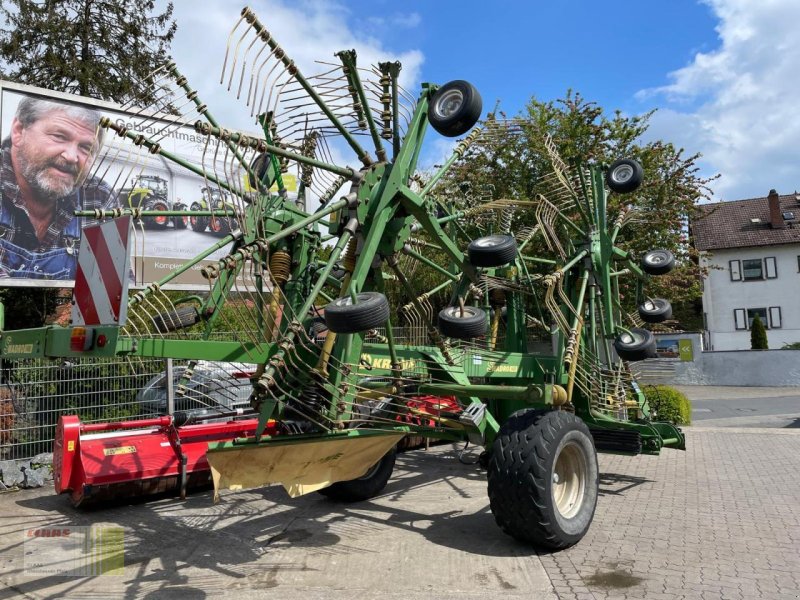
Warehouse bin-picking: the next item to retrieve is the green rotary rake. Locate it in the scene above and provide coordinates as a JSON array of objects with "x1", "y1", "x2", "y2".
[{"x1": 0, "y1": 6, "x2": 684, "y2": 550}]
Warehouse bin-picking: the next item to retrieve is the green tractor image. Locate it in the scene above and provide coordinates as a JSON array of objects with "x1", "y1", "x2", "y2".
[
  {"x1": 118, "y1": 174, "x2": 187, "y2": 230},
  {"x1": 189, "y1": 186, "x2": 238, "y2": 236}
]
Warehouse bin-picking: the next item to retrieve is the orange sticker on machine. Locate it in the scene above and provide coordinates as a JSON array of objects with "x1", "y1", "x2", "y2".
[
  {"x1": 67, "y1": 441, "x2": 75, "y2": 452},
  {"x1": 103, "y1": 446, "x2": 136, "y2": 456}
]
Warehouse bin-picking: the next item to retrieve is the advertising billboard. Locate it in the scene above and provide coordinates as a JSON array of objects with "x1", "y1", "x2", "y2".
[{"x1": 0, "y1": 80, "x2": 291, "y2": 289}]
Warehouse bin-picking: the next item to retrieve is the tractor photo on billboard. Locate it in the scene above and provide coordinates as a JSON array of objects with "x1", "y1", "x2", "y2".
[
  {"x1": 188, "y1": 186, "x2": 239, "y2": 236},
  {"x1": 118, "y1": 174, "x2": 187, "y2": 230},
  {"x1": 0, "y1": 6, "x2": 686, "y2": 551}
]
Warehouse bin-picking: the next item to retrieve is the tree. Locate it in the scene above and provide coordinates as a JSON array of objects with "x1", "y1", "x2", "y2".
[
  {"x1": 0, "y1": 1, "x2": 177, "y2": 329},
  {"x1": 0, "y1": 0, "x2": 176, "y2": 104},
  {"x1": 750, "y1": 315, "x2": 768, "y2": 350},
  {"x1": 429, "y1": 91, "x2": 717, "y2": 328}
]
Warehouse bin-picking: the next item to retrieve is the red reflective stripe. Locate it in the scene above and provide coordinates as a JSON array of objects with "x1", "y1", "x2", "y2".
[
  {"x1": 74, "y1": 267, "x2": 100, "y2": 325},
  {"x1": 85, "y1": 224, "x2": 122, "y2": 321}
]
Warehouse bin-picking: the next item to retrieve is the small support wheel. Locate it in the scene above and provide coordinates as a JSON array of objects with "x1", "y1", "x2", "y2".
[
  {"x1": 606, "y1": 158, "x2": 643, "y2": 193},
  {"x1": 488, "y1": 410, "x2": 599, "y2": 550},
  {"x1": 318, "y1": 447, "x2": 396, "y2": 502},
  {"x1": 613, "y1": 327, "x2": 656, "y2": 361},
  {"x1": 428, "y1": 80, "x2": 482, "y2": 138},
  {"x1": 151, "y1": 305, "x2": 201, "y2": 333},
  {"x1": 638, "y1": 298, "x2": 672, "y2": 323},
  {"x1": 438, "y1": 305, "x2": 487, "y2": 339},
  {"x1": 248, "y1": 152, "x2": 276, "y2": 190},
  {"x1": 467, "y1": 235, "x2": 517, "y2": 267},
  {"x1": 640, "y1": 249, "x2": 675, "y2": 275},
  {"x1": 324, "y1": 292, "x2": 390, "y2": 334}
]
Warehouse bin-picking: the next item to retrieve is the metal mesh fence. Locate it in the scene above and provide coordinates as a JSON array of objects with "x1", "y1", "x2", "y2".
[{"x1": 0, "y1": 357, "x2": 168, "y2": 460}]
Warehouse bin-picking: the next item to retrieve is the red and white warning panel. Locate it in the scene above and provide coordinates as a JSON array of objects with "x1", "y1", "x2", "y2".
[{"x1": 71, "y1": 217, "x2": 133, "y2": 326}]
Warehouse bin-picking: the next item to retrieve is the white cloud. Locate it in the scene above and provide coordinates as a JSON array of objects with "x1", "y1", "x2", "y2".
[
  {"x1": 639, "y1": 0, "x2": 800, "y2": 200},
  {"x1": 167, "y1": 0, "x2": 424, "y2": 168}
]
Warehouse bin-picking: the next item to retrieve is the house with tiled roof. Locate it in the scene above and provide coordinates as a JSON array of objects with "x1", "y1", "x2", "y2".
[{"x1": 691, "y1": 189, "x2": 800, "y2": 350}]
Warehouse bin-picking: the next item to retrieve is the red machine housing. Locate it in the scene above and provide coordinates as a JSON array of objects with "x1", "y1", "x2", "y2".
[{"x1": 53, "y1": 415, "x2": 273, "y2": 506}]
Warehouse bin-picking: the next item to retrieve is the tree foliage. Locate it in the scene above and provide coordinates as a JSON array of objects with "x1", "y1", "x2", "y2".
[
  {"x1": 750, "y1": 314, "x2": 768, "y2": 350},
  {"x1": 0, "y1": 0, "x2": 176, "y2": 104},
  {"x1": 424, "y1": 91, "x2": 716, "y2": 328}
]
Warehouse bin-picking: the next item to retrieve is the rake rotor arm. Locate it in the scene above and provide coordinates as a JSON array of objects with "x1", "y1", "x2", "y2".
[{"x1": 240, "y1": 7, "x2": 374, "y2": 166}]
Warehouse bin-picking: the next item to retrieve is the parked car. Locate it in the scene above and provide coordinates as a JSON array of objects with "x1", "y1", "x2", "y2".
[{"x1": 136, "y1": 361, "x2": 255, "y2": 416}]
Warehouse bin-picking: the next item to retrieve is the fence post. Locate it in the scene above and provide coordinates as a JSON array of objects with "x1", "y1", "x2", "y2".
[{"x1": 165, "y1": 358, "x2": 175, "y2": 415}]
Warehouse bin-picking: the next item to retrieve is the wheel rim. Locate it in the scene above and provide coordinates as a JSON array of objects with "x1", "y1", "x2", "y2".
[
  {"x1": 442, "y1": 306, "x2": 479, "y2": 320},
  {"x1": 434, "y1": 89, "x2": 464, "y2": 119},
  {"x1": 155, "y1": 215, "x2": 167, "y2": 226},
  {"x1": 611, "y1": 164, "x2": 634, "y2": 183},
  {"x1": 552, "y1": 441, "x2": 588, "y2": 519},
  {"x1": 473, "y1": 235, "x2": 506, "y2": 248},
  {"x1": 647, "y1": 251, "x2": 668, "y2": 264}
]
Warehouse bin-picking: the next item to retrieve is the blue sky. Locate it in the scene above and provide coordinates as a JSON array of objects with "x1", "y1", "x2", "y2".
[{"x1": 169, "y1": 0, "x2": 800, "y2": 202}]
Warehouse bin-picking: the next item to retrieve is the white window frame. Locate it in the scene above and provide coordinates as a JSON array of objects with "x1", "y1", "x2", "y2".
[
  {"x1": 729, "y1": 260, "x2": 741, "y2": 281},
  {"x1": 769, "y1": 306, "x2": 782, "y2": 329},
  {"x1": 734, "y1": 308, "x2": 747, "y2": 330},
  {"x1": 765, "y1": 256, "x2": 777, "y2": 279}
]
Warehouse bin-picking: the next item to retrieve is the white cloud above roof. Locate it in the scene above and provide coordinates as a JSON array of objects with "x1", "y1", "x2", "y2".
[{"x1": 639, "y1": 0, "x2": 800, "y2": 201}]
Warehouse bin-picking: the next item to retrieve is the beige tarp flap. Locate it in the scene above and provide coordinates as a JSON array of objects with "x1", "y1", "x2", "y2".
[{"x1": 207, "y1": 434, "x2": 405, "y2": 501}]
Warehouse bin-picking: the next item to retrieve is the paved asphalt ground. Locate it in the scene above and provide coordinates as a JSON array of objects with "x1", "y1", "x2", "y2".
[{"x1": 0, "y1": 386, "x2": 798, "y2": 599}]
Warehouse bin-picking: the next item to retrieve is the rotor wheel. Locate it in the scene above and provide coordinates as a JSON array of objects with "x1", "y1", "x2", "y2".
[
  {"x1": 324, "y1": 292, "x2": 390, "y2": 334},
  {"x1": 488, "y1": 409, "x2": 599, "y2": 550},
  {"x1": 613, "y1": 328, "x2": 656, "y2": 361},
  {"x1": 467, "y1": 235, "x2": 517, "y2": 267},
  {"x1": 151, "y1": 306, "x2": 201, "y2": 333},
  {"x1": 428, "y1": 80, "x2": 483, "y2": 138},
  {"x1": 318, "y1": 447, "x2": 396, "y2": 502},
  {"x1": 438, "y1": 306, "x2": 487, "y2": 339},
  {"x1": 638, "y1": 298, "x2": 672, "y2": 323},
  {"x1": 640, "y1": 249, "x2": 675, "y2": 276},
  {"x1": 606, "y1": 158, "x2": 643, "y2": 194}
]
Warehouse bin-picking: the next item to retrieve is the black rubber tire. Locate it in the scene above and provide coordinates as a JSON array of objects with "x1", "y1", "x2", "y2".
[
  {"x1": 428, "y1": 80, "x2": 482, "y2": 138},
  {"x1": 248, "y1": 152, "x2": 275, "y2": 190},
  {"x1": 606, "y1": 158, "x2": 643, "y2": 193},
  {"x1": 467, "y1": 235, "x2": 517, "y2": 267},
  {"x1": 613, "y1": 327, "x2": 656, "y2": 361},
  {"x1": 208, "y1": 216, "x2": 230, "y2": 237},
  {"x1": 488, "y1": 409, "x2": 599, "y2": 550},
  {"x1": 145, "y1": 200, "x2": 169, "y2": 230},
  {"x1": 318, "y1": 447, "x2": 396, "y2": 502},
  {"x1": 324, "y1": 292, "x2": 390, "y2": 334},
  {"x1": 438, "y1": 305, "x2": 487, "y2": 339},
  {"x1": 151, "y1": 305, "x2": 200, "y2": 333},
  {"x1": 190, "y1": 202, "x2": 209, "y2": 233},
  {"x1": 638, "y1": 298, "x2": 673, "y2": 323},
  {"x1": 640, "y1": 249, "x2": 675, "y2": 275},
  {"x1": 174, "y1": 204, "x2": 188, "y2": 229}
]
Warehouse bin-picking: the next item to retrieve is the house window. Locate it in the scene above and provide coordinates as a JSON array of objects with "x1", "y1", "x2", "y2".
[
  {"x1": 742, "y1": 259, "x2": 763, "y2": 280},
  {"x1": 746, "y1": 308, "x2": 768, "y2": 329},
  {"x1": 769, "y1": 306, "x2": 782, "y2": 329}
]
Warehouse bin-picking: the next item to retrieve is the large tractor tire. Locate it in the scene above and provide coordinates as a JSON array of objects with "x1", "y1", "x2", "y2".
[
  {"x1": 318, "y1": 447, "x2": 396, "y2": 502},
  {"x1": 487, "y1": 409, "x2": 599, "y2": 550},
  {"x1": 190, "y1": 202, "x2": 209, "y2": 233},
  {"x1": 144, "y1": 200, "x2": 169, "y2": 230}
]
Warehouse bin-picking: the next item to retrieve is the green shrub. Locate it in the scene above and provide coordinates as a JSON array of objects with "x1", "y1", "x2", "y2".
[
  {"x1": 782, "y1": 342, "x2": 800, "y2": 350},
  {"x1": 648, "y1": 385, "x2": 691, "y2": 425},
  {"x1": 750, "y1": 314, "x2": 768, "y2": 349}
]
